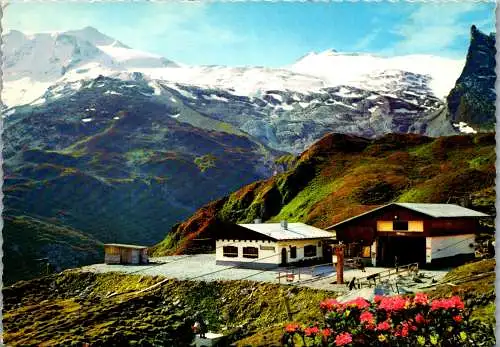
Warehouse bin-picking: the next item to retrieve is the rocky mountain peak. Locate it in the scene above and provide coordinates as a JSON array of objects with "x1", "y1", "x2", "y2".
[
  {"x1": 64, "y1": 26, "x2": 128, "y2": 48},
  {"x1": 446, "y1": 25, "x2": 496, "y2": 129}
]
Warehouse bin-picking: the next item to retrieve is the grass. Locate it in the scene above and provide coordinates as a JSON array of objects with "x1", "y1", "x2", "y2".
[
  {"x1": 125, "y1": 149, "x2": 156, "y2": 165},
  {"x1": 4, "y1": 257, "x2": 495, "y2": 346},
  {"x1": 194, "y1": 154, "x2": 217, "y2": 172},
  {"x1": 272, "y1": 177, "x2": 343, "y2": 222},
  {"x1": 2, "y1": 215, "x2": 103, "y2": 285},
  {"x1": 4, "y1": 272, "x2": 334, "y2": 347},
  {"x1": 157, "y1": 133, "x2": 496, "y2": 256},
  {"x1": 427, "y1": 258, "x2": 496, "y2": 326}
]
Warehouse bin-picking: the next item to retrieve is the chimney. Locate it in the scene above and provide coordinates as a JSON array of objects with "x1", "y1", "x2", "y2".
[
  {"x1": 280, "y1": 220, "x2": 288, "y2": 230},
  {"x1": 254, "y1": 218, "x2": 262, "y2": 224}
]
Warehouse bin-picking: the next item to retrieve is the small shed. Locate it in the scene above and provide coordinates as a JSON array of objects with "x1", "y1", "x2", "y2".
[{"x1": 104, "y1": 244, "x2": 149, "y2": 265}]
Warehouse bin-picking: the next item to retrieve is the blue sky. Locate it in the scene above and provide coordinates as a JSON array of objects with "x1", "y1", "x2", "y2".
[{"x1": 4, "y1": 1, "x2": 496, "y2": 66}]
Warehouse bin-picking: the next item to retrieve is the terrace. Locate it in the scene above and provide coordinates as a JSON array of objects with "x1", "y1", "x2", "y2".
[{"x1": 81, "y1": 254, "x2": 448, "y2": 294}]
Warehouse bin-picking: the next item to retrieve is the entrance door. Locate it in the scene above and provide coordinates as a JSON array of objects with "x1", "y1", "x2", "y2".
[
  {"x1": 120, "y1": 248, "x2": 130, "y2": 264},
  {"x1": 323, "y1": 243, "x2": 332, "y2": 262},
  {"x1": 281, "y1": 248, "x2": 287, "y2": 266},
  {"x1": 131, "y1": 250, "x2": 140, "y2": 264},
  {"x1": 377, "y1": 237, "x2": 426, "y2": 266}
]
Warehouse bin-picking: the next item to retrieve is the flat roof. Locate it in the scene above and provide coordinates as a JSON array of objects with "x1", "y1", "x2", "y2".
[
  {"x1": 104, "y1": 243, "x2": 148, "y2": 249},
  {"x1": 237, "y1": 222, "x2": 335, "y2": 241},
  {"x1": 327, "y1": 203, "x2": 490, "y2": 230}
]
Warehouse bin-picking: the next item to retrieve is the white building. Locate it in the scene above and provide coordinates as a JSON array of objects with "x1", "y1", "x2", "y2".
[{"x1": 216, "y1": 220, "x2": 335, "y2": 268}]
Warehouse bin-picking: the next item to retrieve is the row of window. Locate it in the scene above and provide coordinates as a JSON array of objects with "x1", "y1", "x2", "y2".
[
  {"x1": 288, "y1": 245, "x2": 317, "y2": 258},
  {"x1": 222, "y1": 245, "x2": 318, "y2": 258},
  {"x1": 223, "y1": 246, "x2": 259, "y2": 258}
]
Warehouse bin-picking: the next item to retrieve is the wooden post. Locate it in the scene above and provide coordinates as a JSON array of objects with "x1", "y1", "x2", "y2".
[
  {"x1": 334, "y1": 244, "x2": 345, "y2": 285},
  {"x1": 282, "y1": 291, "x2": 293, "y2": 320}
]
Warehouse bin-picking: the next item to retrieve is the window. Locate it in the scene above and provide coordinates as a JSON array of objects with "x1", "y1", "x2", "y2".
[
  {"x1": 243, "y1": 246, "x2": 259, "y2": 258},
  {"x1": 223, "y1": 246, "x2": 238, "y2": 258},
  {"x1": 304, "y1": 245, "x2": 317, "y2": 257},
  {"x1": 106, "y1": 246, "x2": 120, "y2": 255},
  {"x1": 393, "y1": 220, "x2": 409, "y2": 231},
  {"x1": 290, "y1": 246, "x2": 297, "y2": 259},
  {"x1": 362, "y1": 246, "x2": 371, "y2": 258}
]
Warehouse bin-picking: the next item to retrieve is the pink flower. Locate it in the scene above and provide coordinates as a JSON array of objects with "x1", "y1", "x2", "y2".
[
  {"x1": 335, "y1": 332, "x2": 353, "y2": 346},
  {"x1": 345, "y1": 297, "x2": 370, "y2": 309},
  {"x1": 376, "y1": 320, "x2": 391, "y2": 331},
  {"x1": 396, "y1": 321, "x2": 416, "y2": 337},
  {"x1": 415, "y1": 313, "x2": 426, "y2": 324},
  {"x1": 430, "y1": 296, "x2": 464, "y2": 311},
  {"x1": 304, "y1": 326, "x2": 320, "y2": 336},
  {"x1": 322, "y1": 328, "x2": 332, "y2": 337},
  {"x1": 453, "y1": 315, "x2": 463, "y2": 323},
  {"x1": 451, "y1": 296, "x2": 465, "y2": 309},
  {"x1": 360, "y1": 311, "x2": 375, "y2": 325},
  {"x1": 374, "y1": 295, "x2": 383, "y2": 304},
  {"x1": 378, "y1": 296, "x2": 408, "y2": 312},
  {"x1": 413, "y1": 293, "x2": 429, "y2": 306},
  {"x1": 285, "y1": 323, "x2": 301, "y2": 333},
  {"x1": 320, "y1": 298, "x2": 341, "y2": 311}
]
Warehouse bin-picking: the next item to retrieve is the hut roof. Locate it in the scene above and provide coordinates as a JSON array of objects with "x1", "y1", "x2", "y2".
[
  {"x1": 237, "y1": 222, "x2": 335, "y2": 241},
  {"x1": 327, "y1": 203, "x2": 489, "y2": 230},
  {"x1": 104, "y1": 243, "x2": 148, "y2": 249}
]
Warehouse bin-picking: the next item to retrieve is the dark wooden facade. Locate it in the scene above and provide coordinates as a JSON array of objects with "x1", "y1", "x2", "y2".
[
  {"x1": 329, "y1": 205, "x2": 480, "y2": 244},
  {"x1": 327, "y1": 204, "x2": 483, "y2": 266}
]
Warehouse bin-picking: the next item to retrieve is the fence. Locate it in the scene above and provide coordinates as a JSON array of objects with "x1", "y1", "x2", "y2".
[
  {"x1": 350, "y1": 262, "x2": 419, "y2": 289},
  {"x1": 277, "y1": 262, "x2": 334, "y2": 284}
]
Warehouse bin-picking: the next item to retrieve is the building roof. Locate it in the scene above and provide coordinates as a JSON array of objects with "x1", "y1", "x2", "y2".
[
  {"x1": 104, "y1": 243, "x2": 148, "y2": 249},
  {"x1": 394, "y1": 203, "x2": 490, "y2": 218},
  {"x1": 237, "y1": 222, "x2": 335, "y2": 241},
  {"x1": 327, "y1": 203, "x2": 489, "y2": 230}
]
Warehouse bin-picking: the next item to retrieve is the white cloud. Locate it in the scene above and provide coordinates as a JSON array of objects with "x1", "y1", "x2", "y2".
[
  {"x1": 382, "y1": 2, "x2": 486, "y2": 57},
  {"x1": 3, "y1": 2, "x2": 249, "y2": 64}
]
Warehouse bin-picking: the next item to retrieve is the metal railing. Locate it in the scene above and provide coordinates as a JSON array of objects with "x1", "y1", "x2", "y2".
[
  {"x1": 350, "y1": 262, "x2": 419, "y2": 289},
  {"x1": 277, "y1": 262, "x2": 334, "y2": 284}
]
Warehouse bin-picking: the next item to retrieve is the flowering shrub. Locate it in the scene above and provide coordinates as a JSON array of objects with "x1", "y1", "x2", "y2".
[{"x1": 282, "y1": 293, "x2": 493, "y2": 347}]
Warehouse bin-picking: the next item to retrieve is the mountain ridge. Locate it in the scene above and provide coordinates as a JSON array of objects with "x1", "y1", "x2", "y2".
[
  {"x1": 3, "y1": 26, "x2": 466, "y2": 107},
  {"x1": 152, "y1": 131, "x2": 496, "y2": 256}
]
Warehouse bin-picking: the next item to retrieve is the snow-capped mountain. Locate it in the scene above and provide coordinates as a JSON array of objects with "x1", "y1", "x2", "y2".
[
  {"x1": 3, "y1": 26, "x2": 464, "y2": 107},
  {"x1": 2, "y1": 26, "x2": 177, "y2": 106},
  {"x1": 289, "y1": 50, "x2": 465, "y2": 99},
  {"x1": 2, "y1": 26, "x2": 472, "y2": 152}
]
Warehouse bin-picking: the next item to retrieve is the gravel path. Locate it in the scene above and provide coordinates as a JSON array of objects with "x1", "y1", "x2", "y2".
[{"x1": 81, "y1": 254, "x2": 450, "y2": 293}]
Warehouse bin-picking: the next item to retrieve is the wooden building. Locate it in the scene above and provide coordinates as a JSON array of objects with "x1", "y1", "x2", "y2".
[
  {"x1": 104, "y1": 244, "x2": 149, "y2": 265},
  {"x1": 216, "y1": 221, "x2": 335, "y2": 268},
  {"x1": 326, "y1": 203, "x2": 489, "y2": 267}
]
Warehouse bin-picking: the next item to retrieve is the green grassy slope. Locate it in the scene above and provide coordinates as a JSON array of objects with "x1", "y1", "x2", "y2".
[
  {"x1": 152, "y1": 132, "x2": 496, "y2": 256},
  {"x1": 3, "y1": 259, "x2": 495, "y2": 346},
  {"x1": 2, "y1": 215, "x2": 103, "y2": 285},
  {"x1": 3, "y1": 271, "x2": 332, "y2": 346}
]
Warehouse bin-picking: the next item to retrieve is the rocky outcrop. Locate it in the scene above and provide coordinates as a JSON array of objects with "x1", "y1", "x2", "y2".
[{"x1": 447, "y1": 25, "x2": 496, "y2": 129}]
